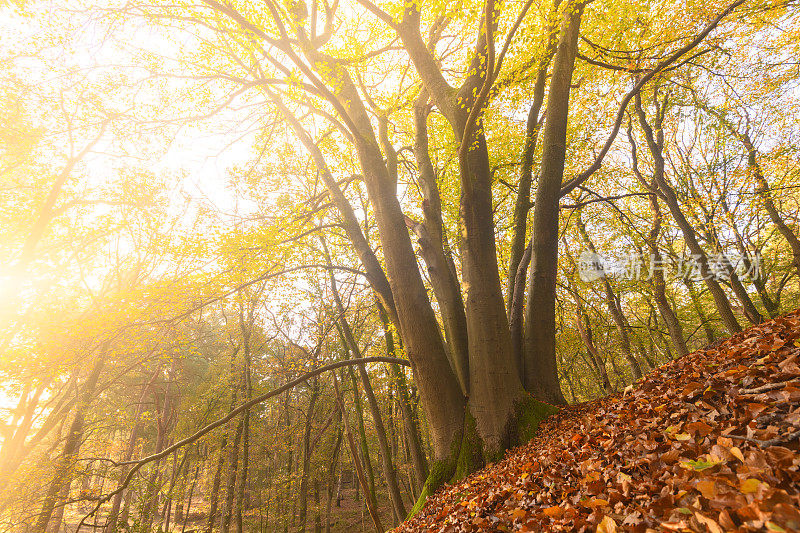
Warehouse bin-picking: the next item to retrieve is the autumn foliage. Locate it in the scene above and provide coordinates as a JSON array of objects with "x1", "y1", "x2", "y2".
[{"x1": 396, "y1": 310, "x2": 800, "y2": 532}]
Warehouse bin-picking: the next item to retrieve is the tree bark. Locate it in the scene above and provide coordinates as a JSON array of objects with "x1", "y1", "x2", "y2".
[
  {"x1": 331, "y1": 373, "x2": 383, "y2": 533},
  {"x1": 628, "y1": 128, "x2": 690, "y2": 357},
  {"x1": 523, "y1": 2, "x2": 584, "y2": 404},
  {"x1": 700, "y1": 103, "x2": 800, "y2": 279},
  {"x1": 325, "y1": 265, "x2": 407, "y2": 523},
  {"x1": 376, "y1": 302, "x2": 428, "y2": 492},
  {"x1": 507, "y1": 1, "x2": 563, "y2": 318}
]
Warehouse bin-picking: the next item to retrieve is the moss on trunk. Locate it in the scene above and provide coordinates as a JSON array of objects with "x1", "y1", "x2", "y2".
[{"x1": 407, "y1": 398, "x2": 558, "y2": 519}]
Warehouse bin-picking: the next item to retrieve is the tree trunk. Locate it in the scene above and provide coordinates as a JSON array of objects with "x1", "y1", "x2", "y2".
[
  {"x1": 324, "y1": 421, "x2": 342, "y2": 533},
  {"x1": 377, "y1": 302, "x2": 428, "y2": 492},
  {"x1": 576, "y1": 215, "x2": 643, "y2": 380},
  {"x1": 634, "y1": 152, "x2": 689, "y2": 357},
  {"x1": 270, "y1": 76, "x2": 467, "y2": 472},
  {"x1": 325, "y1": 260, "x2": 407, "y2": 522},
  {"x1": 683, "y1": 278, "x2": 717, "y2": 345},
  {"x1": 408, "y1": 99, "x2": 469, "y2": 394},
  {"x1": 332, "y1": 373, "x2": 383, "y2": 533},
  {"x1": 32, "y1": 355, "x2": 104, "y2": 533},
  {"x1": 221, "y1": 417, "x2": 243, "y2": 533},
  {"x1": 523, "y1": 2, "x2": 584, "y2": 404},
  {"x1": 634, "y1": 93, "x2": 741, "y2": 334},
  {"x1": 701, "y1": 103, "x2": 800, "y2": 279},
  {"x1": 205, "y1": 434, "x2": 228, "y2": 533},
  {"x1": 507, "y1": 0, "x2": 563, "y2": 318},
  {"x1": 106, "y1": 369, "x2": 159, "y2": 533},
  {"x1": 297, "y1": 373, "x2": 320, "y2": 533}
]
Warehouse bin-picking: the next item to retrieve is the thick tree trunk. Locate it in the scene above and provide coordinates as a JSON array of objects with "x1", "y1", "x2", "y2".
[
  {"x1": 46, "y1": 479, "x2": 69, "y2": 533},
  {"x1": 523, "y1": 2, "x2": 584, "y2": 405},
  {"x1": 409, "y1": 94, "x2": 469, "y2": 394},
  {"x1": 507, "y1": 1, "x2": 563, "y2": 318},
  {"x1": 273, "y1": 88, "x2": 466, "y2": 468}
]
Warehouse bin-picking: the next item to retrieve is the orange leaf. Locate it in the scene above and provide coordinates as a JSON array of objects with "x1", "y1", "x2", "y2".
[{"x1": 543, "y1": 506, "x2": 564, "y2": 519}]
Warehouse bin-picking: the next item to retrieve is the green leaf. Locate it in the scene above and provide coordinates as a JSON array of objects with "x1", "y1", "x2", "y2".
[{"x1": 680, "y1": 459, "x2": 720, "y2": 471}]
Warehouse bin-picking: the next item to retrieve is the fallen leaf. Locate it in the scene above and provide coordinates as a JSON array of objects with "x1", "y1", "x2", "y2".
[{"x1": 597, "y1": 515, "x2": 617, "y2": 533}]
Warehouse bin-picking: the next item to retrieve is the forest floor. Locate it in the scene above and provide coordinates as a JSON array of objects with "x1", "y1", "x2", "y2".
[{"x1": 395, "y1": 310, "x2": 800, "y2": 532}]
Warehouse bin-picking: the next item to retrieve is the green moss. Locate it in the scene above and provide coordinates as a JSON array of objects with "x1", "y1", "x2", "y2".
[
  {"x1": 516, "y1": 394, "x2": 560, "y2": 443},
  {"x1": 408, "y1": 457, "x2": 453, "y2": 518},
  {"x1": 407, "y1": 397, "x2": 557, "y2": 520},
  {"x1": 407, "y1": 411, "x2": 484, "y2": 519},
  {"x1": 453, "y1": 411, "x2": 483, "y2": 481}
]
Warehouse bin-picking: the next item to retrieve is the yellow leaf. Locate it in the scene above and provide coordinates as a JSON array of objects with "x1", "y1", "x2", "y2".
[
  {"x1": 729, "y1": 446, "x2": 745, "y2": 462},
  {"x1": 597, "y1": 515, "x2": 617, "y2": 533},
  {"x1": 694, "y1": 512, "x2": 724, "y2": 533},
  {"x1": 740, "y1": 478, "x2": 762, "y2": 493},
  {"x1": 583, "y1": 498, "x2": 609, "y2": 508}
]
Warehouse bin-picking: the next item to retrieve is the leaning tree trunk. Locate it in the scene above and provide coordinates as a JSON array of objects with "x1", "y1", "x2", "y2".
[
  {"x1": 332, "y1": 374, "x2": 383, "y2": 533},
  {"x1": 376, "y1": 302, "x2": 428, "y2": 491},
  {"x1": 634, "y1": 93, "x2": 741, "y2": 334},
  {"x1": 296, "y1": 374, "x2": 320, "y2": 533},
  {"x1": 325, "y1": 254, "x2": 407, "y2": 522},
  {"x1": 720, "y1": 197, "x2": 779, "y2": 317},
  {"x1": 627, "y1": 130, "x2": 690, "y2": 357},
  {"x1": 575, "y1": 310, "x2": 612, "y2": 394},
  {"x1": 273, "y1": 90, "x2": 467, "y2": 478},
  {"x1": 408, "y1": 101, "x2": 469, "y2": 394},
  {"x1": 700, "y1": 102, "x2": 800, "y2": 279},
  {"x1": 205, "y1": 436, "x2": 228, "y2": 533},
  {"x1": 105, "y1": 369, "x2": 159, "y2": 533}
]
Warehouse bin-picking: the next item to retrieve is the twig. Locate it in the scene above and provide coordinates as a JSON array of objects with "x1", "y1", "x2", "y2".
[
  {"x1": 729, "y1": 429, "x2": 800, "y2": 447},
  {"x1": 739, "y1": 380, "x2": 798, "y2": 395}
]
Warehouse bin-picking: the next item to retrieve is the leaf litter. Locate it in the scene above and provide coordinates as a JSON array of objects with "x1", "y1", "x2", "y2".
[{"x1": 396, "y1": 310, "x2": 800, "y2": 532}]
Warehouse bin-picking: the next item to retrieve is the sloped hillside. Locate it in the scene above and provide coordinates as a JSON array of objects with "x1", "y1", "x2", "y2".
[{"x1": 397, "y1": 311, "x2": 800, "y2": 532}]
